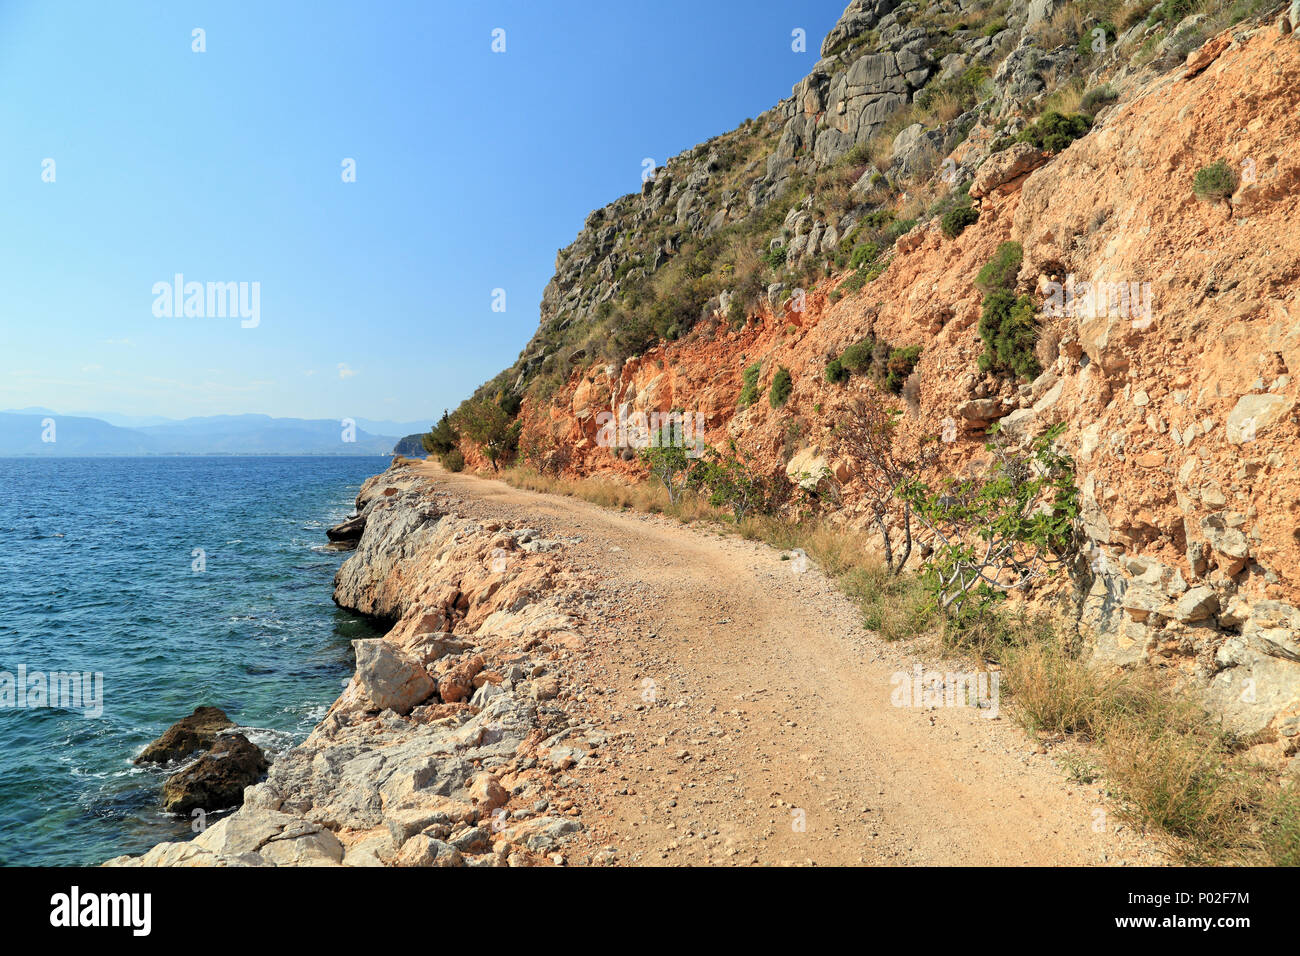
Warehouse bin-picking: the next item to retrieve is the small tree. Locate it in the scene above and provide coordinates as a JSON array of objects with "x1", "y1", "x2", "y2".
[
  {"x1": 694, "y1": 440, "x2": 774, "y2": 521},
  {"x1": 639, "y1": 424, "x2": 696, "y2": 505},
  {"x1": 901, "y1": 423, "x2": 1080, "y2": 622},
  {"x1": 829, "y1": 394, "x2": 938, "y2": 574},
  {"x1": 453, "y1": 399, "x2": 520, "y2": 471},
  {"x1": 421, "y1": 410, "x2": 458, "y2": 457}
]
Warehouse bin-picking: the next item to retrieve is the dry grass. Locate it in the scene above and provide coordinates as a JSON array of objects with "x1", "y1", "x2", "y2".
[
  {"x1": 919, "y1": 89, "x2": 966, "y2": 126},
  {"x1": 1117, "y1": 0, "x2": 1154, "y2": 29},
  {"x1": 1037, "y1": 77, "x2": 1087, "y2": 117},
  {"x1": 1002, "y1": 638, "x2": 1298, "y2": 863},
  {"x1": 1030, "y1": 3, "x2": 1089, "y2": 48},
  {"x1": 865, "y1": 129, "x2": 897, "y2": 170}
]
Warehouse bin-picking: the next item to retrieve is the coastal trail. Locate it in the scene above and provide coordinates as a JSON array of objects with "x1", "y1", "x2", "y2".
[{"x1": 416, "y1": 462, "x2": 1163, "y2": 866}]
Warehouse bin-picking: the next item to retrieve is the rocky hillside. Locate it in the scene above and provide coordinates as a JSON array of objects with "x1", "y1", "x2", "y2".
[{"x1": 453, "y1": 0, "x2": 1300, "y2": 764}]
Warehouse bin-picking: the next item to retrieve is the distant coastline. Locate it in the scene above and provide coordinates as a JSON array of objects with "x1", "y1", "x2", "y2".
[{"x1": 0, "y1": 410, "x2": 417, "y2": 456}]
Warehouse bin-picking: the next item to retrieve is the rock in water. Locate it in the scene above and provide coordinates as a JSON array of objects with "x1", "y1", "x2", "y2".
[
  {"x1": 134, "y1": 705, "x2": 234, "y2": 765},
  {"x1": 326, "y1": 513, "x2": 366, "y2": 546},
  {"x1": 161, "y1": 733, "x2": 269, "y2": 814}
]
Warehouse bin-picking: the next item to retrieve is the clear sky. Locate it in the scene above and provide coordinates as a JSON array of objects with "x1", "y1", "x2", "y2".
[{"x1": 0, "y1": 0, "x2": 848, "y2": 426}]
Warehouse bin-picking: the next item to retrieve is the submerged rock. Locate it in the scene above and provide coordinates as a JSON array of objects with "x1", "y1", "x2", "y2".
[{"x1": 134, "y1": 705, "x2": 234, "y2": 765}]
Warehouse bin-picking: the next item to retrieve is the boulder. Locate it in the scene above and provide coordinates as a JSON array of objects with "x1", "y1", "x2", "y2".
[
  {"x1": 395, "y1": 834, "x2": 464, "y2": 867},
  {"x1": 1121, "y1": 584, "x2": 1165, "y2": 623},
  {"x1": 1208, "y1": 601, "x2": 1300, "y2": 736},
  {"x1": 1172, "y1": 585, "x2": 1219, "y2": 623},
  {"x1": 135, "y1": 706, "x2": 234, "y2": 765},
  {"x1": 400, "y1": 631, "x2": 475, "y2": 665},
  {"x1": 1225, "y1": 393, "x2": 1293, "y2": 444},
  {"x1": 955, "y1": 397, "x2": 1007, "y2": 430},
  {"x1": 785, "y1": 445, "x2": 831, "y2": 490},
  {"x1": 1200, "y1": 513, "x2": 1250, "y2": 577},
  {"x1": 436, "y1": 653, "x2": 486, "y2": 704},
  {"x1": 1184, "y1": 33, "x2": 1232, "y2": 78},
  {"x1": 161, "y1": 733, "x2": 269, "y2": 814},
  {"x1": 467, "y1": 772, "x2": 508, "y2": 812},
  {"x1": 970, "y1": 143, "x2": 1048, "y2": 199},
  {"x1": 352, "y1": 638, "x2": 436, "y2": 714}
]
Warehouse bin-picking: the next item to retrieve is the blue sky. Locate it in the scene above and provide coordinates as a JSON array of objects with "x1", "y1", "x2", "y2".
[{"x1": 0, "y1": 0, "x2": 847, "y2": 426}]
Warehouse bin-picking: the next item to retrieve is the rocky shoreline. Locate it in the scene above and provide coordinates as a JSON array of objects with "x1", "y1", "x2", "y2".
[{"x1": 106, "y1": 460, "x2": 599, "y2": 867}]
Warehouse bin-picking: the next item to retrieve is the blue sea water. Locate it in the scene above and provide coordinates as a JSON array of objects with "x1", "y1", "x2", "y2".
[{"x1": 0, "y1": 456, "x2": 388, "y2": 866}]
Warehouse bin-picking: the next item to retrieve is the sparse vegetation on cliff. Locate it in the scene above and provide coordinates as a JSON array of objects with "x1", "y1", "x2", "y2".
[
  {"x1": 974, "y1": 241, "x2": 1039, "y2": 380},
  {"x1": 768, "y1": 366, "x2": 793, "y2": 408},
  {"x1": 1193, "y1": 158, "x2": 1238, "y2": 201},
  {"x1": 737, "y1": 361, "x2": 762, "y2": 407},
  {"x1": 991, "y1": 110, "x2": 1093, "y2": 154}
]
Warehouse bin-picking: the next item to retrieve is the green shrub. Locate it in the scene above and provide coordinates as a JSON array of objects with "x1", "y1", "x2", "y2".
[
  {"x1": 1021, "y1": 111, "x2": 1093, "y2": 153},
  {"x1": 859, "y1": 209, "x2": 896, "y2": 232},
  {"x1": 824, "y1": 357, "x2": 849, "y2": 384},
  {"x1": 975, "y1": 241, "x2": 1023, "y2": 293},
  {"x1": 848, "y1": 241, "x2": 880, "y2": 269},
  {"x1": 882, "y1": 218, "x2": 917, "y2": 245},
  {"x1": 839, "y1": 339, "x2": 875, "y2": 374},
  {"x1": 845, "y1": 142, "x2": 873, "y2": 166},
  {"x1": 978, "y1": 290, "x2": 1040, "y2": 380},
  {"x1": 983, "y1": 18, "x2": 1007, "y2": 36},
  {"x1": 768, "y1": 366, "x2": 793, "y2": 408},
  {"x1": 727, "y1": 298, "x2": 746, "y2": 327},
  {"x1": 1080, "y1": 84, "x2": 1119, "y2": 113},
  {"x1": 941, "y1": 203, "x2": 979, "y2": 239},
  {"x1": 1150, "y1": 0, "x2": 1193, "y2": 24},
  {"x1": 994, "y1": 112, "x2": 1093, "y2": 155},
  {"x1": 738, "y1": 362, "x2": 762, "y2": 407},
  {"x1": 974, "y1": 242, "x2": 1037, "y2": 380},
  {"x1": 884, "y1": 345, "x2": 922, "y2": 393},
  {"x1": 764, "y1": 244, "x2": 788, "y2": 269},
  {"x1": 441, "y1": 448, "x2": 465, "y2": 472},
  {"x1": 1193, "y1": 159, "x2": 1237, "y2": 201}
]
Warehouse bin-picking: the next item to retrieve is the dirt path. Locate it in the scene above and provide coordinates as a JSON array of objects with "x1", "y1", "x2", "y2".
[{"x1": 417, "y1": 462, "x2": 1164, "y2": 866}]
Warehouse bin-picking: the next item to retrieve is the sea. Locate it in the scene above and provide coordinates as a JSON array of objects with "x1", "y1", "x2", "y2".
[{"x1": 0, "y1": 456, "x2": 388, "y2": 866}]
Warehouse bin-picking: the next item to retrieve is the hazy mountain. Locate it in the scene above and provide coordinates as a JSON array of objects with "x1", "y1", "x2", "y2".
[
  {"x1": 0, "y1": 411, "x2": 400, "y2": 456},
  {"x1": 0, "y1": 412, "x2": 164, "y2": 456}
]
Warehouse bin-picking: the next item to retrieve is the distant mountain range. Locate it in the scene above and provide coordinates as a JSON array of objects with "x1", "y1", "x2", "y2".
[{"x1": 0, "y1": 409, "x2": 425, "y2": 456}]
